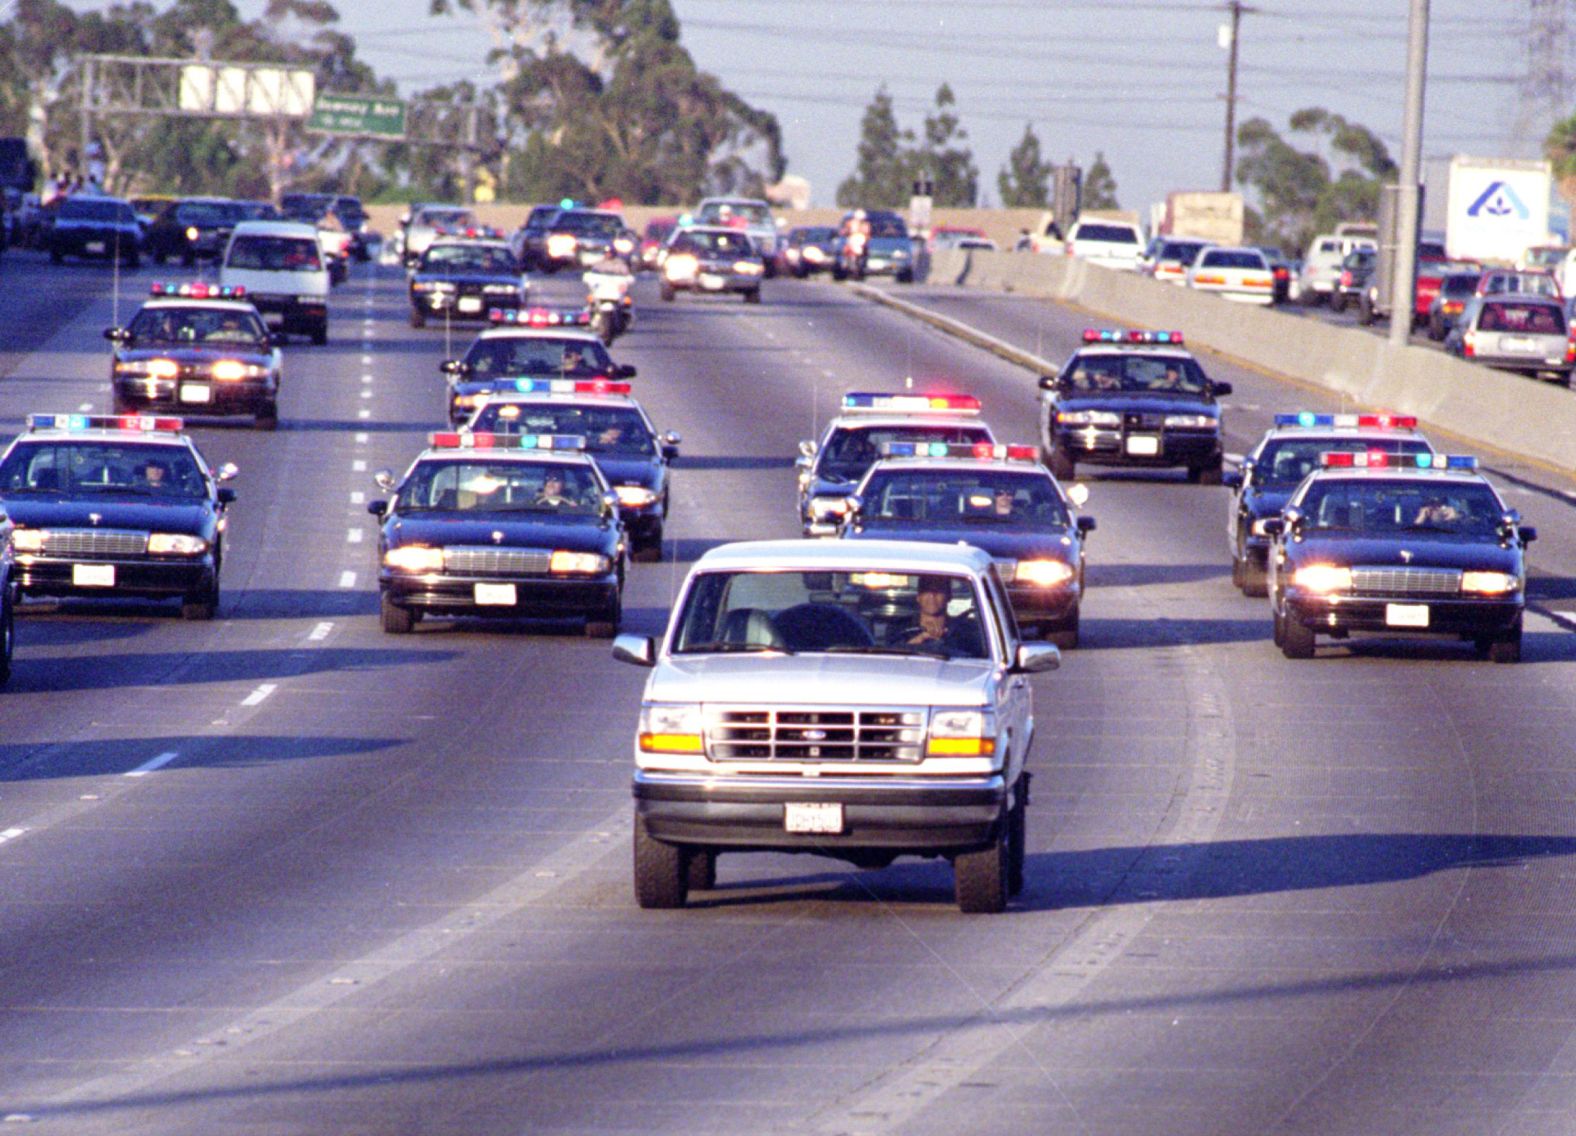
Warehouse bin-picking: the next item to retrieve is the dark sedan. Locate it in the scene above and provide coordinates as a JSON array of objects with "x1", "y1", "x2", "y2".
[
  {"x1": 143, "y1": 197, "x2": 246, "y2": 265},
  {"x1": 408, "y1": 240, "x2": 528, "y2": 328},
  {"x1": 46, "y1": 195, "x2": 141, "y2": 266}
]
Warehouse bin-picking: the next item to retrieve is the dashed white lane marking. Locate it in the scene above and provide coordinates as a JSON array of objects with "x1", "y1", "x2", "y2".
[
  {"x1": 339, "y1": 570, "x2": 357, "y2": 588},
  {"x1": 308, "y1": 622, "x2": 333, "y2": 642},
  {"x1": 360, "y1": 390, "x2": 372, "y2": 400},
  {"x1": 350, "y1": 491, "x2": 365, "y2": 505},
  {"x1": 346, "y1": 528, "x2": 363, "y2": 544},
  {"x1": 125, "y1": 751, "x2": 179, "y2": 778},
  {"x1": 358, "y1": 408, "x2": 371, "y2": 419},
  {"x1": 361, "y1": 374, "x2": 373, "y2": 385},
  {"x1": 361, "y1": 354, "x2": 373, "y2": 365},
  {"x1": 355, "y1": 432, "x2": 369, "y2": 444},
  {"x1": 352, "y1": 459, "x2": 367, "y2": 472},
  {"x1": 240, "y1": 684, "x2": 277, "y2": 708},
  {"x1": 821, "y1": 368, "x2": 836, "y2": 379},
  {"x1": 0, "y1": 827, "x2": 27, "y2": 846}
]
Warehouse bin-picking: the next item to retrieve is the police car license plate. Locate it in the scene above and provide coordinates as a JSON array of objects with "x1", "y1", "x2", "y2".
[
  {"x1": 474, "y1": 583, "x2": 516, "y2": 606},
  {"x1": 85, "y1": 240, "x2": 106, "y2": 254},
  {"x1": 699, "y1": 273, "x2": 726, "y2": 290},
  {"x1": 1385, "y1": 603, "x2": 1429, "y2": 628},
  {"x1": 457, "y1": 297, "x2": 482, "y2": 313},
  {"x1": 784, "y1": 802, "x2": 843, "y2": 834},
  {"x1": 180, "y1": 383, "x2": 212, "y2": 403},
  {"x1": 73, "y1": 564, "x2": 115, "y2": 587},
  {"x1": 1125, "y1": 435, "x2": 1161, "y2": 456}
]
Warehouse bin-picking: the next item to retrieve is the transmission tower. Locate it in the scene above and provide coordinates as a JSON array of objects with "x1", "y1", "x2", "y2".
[{"x1": 1519, "y1": 0, "x2": 1572, "y2": 150}]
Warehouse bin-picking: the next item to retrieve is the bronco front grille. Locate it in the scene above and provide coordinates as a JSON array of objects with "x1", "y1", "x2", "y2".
[
  {"x1": 38, "y1": 529, "x2": 148, "y2": 557},
  {"x1": 443, "y1": 546, "x2": 553, "y2": 575},
  {"x1": 1350, "y1": 566, "x2": 1462, "y2": 596},
  {"x1": 708, "y1": 706, "x2": 926, "y2": 762}
]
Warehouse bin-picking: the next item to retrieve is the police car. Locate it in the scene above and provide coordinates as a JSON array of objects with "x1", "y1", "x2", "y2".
[
  {"x1": 1038, "y1": 329, "x2": 1231, "y2": 483},
  {"x1": 463, "y1": 380, "x2": 678, "y2": 562},
  {"x1": 0, "y1": 414, "x2": 238, "y2": 619},
  {"x1": 839, "y1": 442, "x2": 1095, "y2": 647},
  {"x1": 368, "y1": 432, "x2": 626, "y2": 637},
  {"x1": 106, "y1": 283, "x2": 282, "y2": 429},
  {"x1": 1224, "y1": 412, "x2": 1436, "y2": 596},
  {"x1": 440, "y1": 308, "x2": 634, "y2": 425},
  {"x1": 1264, "y1": 452, "x2": 1534, "y2": 662},
  {"x1": 798, "y1": 392, "x2": 996, "y2": 536},
  {"x1": 407, "y1": 238, "x2": 528, "y2": 328}
]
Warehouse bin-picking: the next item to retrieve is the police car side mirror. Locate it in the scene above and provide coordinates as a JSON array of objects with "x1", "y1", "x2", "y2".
[
  {"x1": 1211, "y1": 381, "x2": 1233, "y2": 397},
  {"x1": 366, "y1": 499, "x2": 388, "y2": 518},
  {"x1": 1013, "y1": 642, "x2": 1061, "y2": 674},
  {"x1": 1518, "y1": 525, "x2": 1538, "y2": 544},
  {"x1": 373, "y1": 469, "x2": 396, "y2": 492},
  {"x1": 217, "y1": 487, "x2": 236, "y2": 505},
  {"x1": 798, "y1": 439, "x2": 817, "y2": 459},
  {"x1": 270, "y1": 332, "x2": 288, "y2": 348},
  {"x1": 844, "y1": 494, "x2": 863, "y2": 518},
  {"x1": 612, "y1": 633, "x2": 656, "y2": 667},
  {"x1": 440, "y1": 359, "x2": 468, "y2": 377},
  {"x1": 602, "y1": 492, "x2": 620, "y2": 518},
  {"x1": 615, "y1": 363, "x2": 637, "y2": 379},
  {"x1": 1075, "y1": 515, "x2": 1096, "y2": 534},
  {"x1": 1037, "y1": 374, "x2": 1058, "y2": 390},
  {"x1": 104, "y1": 326, "x2": 128, "y2": 342},
  {"x1": 1260, "y1": 517, "x2": 1286, "y2": 537},
  {"x1": 215, "y1": 462, "x2": 239, "y2": 482}
]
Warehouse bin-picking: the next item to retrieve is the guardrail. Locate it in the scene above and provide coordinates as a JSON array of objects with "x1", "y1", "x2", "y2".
[{"x1": 927, "y1": 248, "x2": 1576, "y2": 473}]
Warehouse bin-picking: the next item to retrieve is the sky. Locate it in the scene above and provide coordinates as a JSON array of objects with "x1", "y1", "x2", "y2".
[{"x1": 176, "y1": 0, "x2": 1554, "y2": 214}]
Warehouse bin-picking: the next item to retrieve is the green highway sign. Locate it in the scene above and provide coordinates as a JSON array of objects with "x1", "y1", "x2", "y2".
[{"x1": 308, "y1": 94, "x2": 405, "y2": 139}]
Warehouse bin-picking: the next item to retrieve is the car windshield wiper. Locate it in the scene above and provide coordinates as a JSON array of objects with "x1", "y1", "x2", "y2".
[
  {"x1": 682, "y1": 641, "x2": 795, "y2": 655},
  {"x1": 823, "y1": 644, "x2": 945, "y2": 657}
]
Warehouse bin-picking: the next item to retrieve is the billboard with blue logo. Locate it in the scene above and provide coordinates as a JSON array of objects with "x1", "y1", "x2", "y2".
[{"x1": 1445, "y1": 156, "x2": 1552, "y2": 263}]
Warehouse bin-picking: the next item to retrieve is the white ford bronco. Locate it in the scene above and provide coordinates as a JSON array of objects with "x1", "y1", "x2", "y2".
[{"x1": 613, "y1": 538, "x2": 1059, "y2": 912}]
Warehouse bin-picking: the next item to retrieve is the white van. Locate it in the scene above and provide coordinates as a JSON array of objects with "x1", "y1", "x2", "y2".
[
  {"x1": 1296, "y1": 232, "x2": 1376, "y2": 306},
  {"x1": 220, "y1": 220, "x2": 330, "y2": 344}
]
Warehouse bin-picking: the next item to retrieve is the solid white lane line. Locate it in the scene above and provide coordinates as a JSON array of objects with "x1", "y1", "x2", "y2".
[
  {"x1": 125, "y1": 751, "x2": 179, "y2": 778},
  {"x1": 240, "y1": 684, "x2": 277, "y2": 708},
  {"x1": 309, "y1": 622, "x2": 333, "y2": 641},
  {"x1": 339, "y1": 570, "x2": 357, "y2": 588}
]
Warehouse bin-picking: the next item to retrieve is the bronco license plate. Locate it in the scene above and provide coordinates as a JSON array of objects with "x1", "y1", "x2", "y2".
[
  {"x1": 474, "y1": 583, "x2": 517, "y2": 606},
  {"x1": 1385, "y1": 603, "x2": 1429, "y2": 628},
  {"x1": 180, "y1": 383, "x2": 212, "y2": 403},
  {"x1": 73, "y1": 564, "x2": 115, "y2": 587},
  {"x1": 1125, "y1": 435, "x2": 1161, "y2": 456},
  {"x1": 784, "y1": 802, "x2": 843, "y2": 834}
]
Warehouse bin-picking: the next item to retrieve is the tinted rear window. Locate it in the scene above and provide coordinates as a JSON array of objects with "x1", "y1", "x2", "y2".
[
  {"x1": 60, "y1": 198, "x2": 135, "y2": 223},
  {"x1": 1479, "y1": 302, "x2": 1563, "y2": 333},
  {"x1": 1076, "y1": 224, "x2": 1139, "y2": 244},
  {"x1": 1201, "y1": 250, "x2": 1266, "y2": 269},
  {"x1": 226, "y1": 235, "x2": 323, "y2": 271}
]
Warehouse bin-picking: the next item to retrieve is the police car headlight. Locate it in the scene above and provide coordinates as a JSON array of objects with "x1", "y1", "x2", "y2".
[
  {"x1": 211, "y1": 360, "x2": 264, "y2": 381},
  {"x1": 114, "y1": 361, "x2": 153, "y2": 376},
  {"x1": 411, "y1": 280, "x2": 435, "y2": 292},
  {"x1": 1014, "y1": 559, "x2": 1075, "y2": 588},
  {"x1": 547, "y1": 234, "x2": 578, "y2": 257},
  {"x1": 1164, "y1": 414, "x2": 1216, "y2": 428},
  {"x1": 614, "y1": 485, "x2": 659, "y2": 507},
  {"x1": 549, "y1": 550, "x2": 610, "y2": 575},
  {"x1": 892, "y1": 248, "x2": 910, "y2": 259},
  {"x1": 1057, "y1": 410, "x2": 1121, "y2": 426},
  {"x1": 803, "y1": 247, "x2": 826, "y2": 263},
  {"x1": 927, "y1": 708, "x2": 997, "y2": 758},
  {"x1": 665, "y1": 254, "x2": 698, "y2": 280},
  {"x1": 1291, "y1": 564, "x2": 1351, "y2": 594},
  {"x1": 614, "y1": 236, "x2": 635, "y2": 254},
  {"x1": 147, "y1": 532, "x2": 208, "y2": 555},
  {"x1": 385, "y1": 545, "x2": 445, "y2": 572},
  {"x1": 185, "y1": 226, "x2": 200, "y2": 242},
  {"x1": 11, "y1": 529, "x2": 44, "y2": 553},
  {"x1": 638, "y1": 702, "x2": 705, "y2": 754},
  {"x1": 1461, "y1": 570, "x2": 1518, "y2": 595},
  {"x1": 483, "y1": 284, "x2": 519, "y2": 294},
  {"x1": 453, "y1": 394, "x2": 484, "y2": 409},
  {"x1": 734, "y1": 260, "x2": 765, "y2": 275}
]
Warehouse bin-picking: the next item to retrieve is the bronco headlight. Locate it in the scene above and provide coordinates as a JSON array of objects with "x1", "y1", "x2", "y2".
[
  {"x1": 1164, "y1": 414, "x2": 1216, "y2": 428},
  {"x1": 1291, "y1": 564, "x2": 1351, "y2": 594},
  {"x1": 638, "y1": 702, "x2": 705, "y2": 753},
  {"x1": 549, "y1": 550, "x2": 610, "y2": 575},
  {"x1": 1014, "y1": 559, "x2": 1075, "y2": 587},
  {"x1": 1461, "y1": 570, "x2": 1518, "y2": 595},
  {"x1": 147, "y1": 532, "x2": 208, "y2": 555},
  {"x1": 927, "y1": 708, "x2": 997, "y2": 757},
  {"x1": 1057, "y1": 410, "x2": 1121, "y2": 427},
  {"x1": 614, "y1": 485, "x2": 659, "y2": 507},
  {"x1": 385, "y1": 545, "x2": 445, "y2": 572}
]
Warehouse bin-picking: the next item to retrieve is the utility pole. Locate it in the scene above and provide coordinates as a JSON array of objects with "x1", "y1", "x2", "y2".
[
  {"x1": 1388, "y1": 0, "x2": 1429, "y2": 348},
  {"x1": 1219, "y1": 1, "x2": 1252, "y2": 192}
]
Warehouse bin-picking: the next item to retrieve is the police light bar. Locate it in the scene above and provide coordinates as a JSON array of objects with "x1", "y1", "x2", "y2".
[
  {"x1": 28, "y1": 413, "x2": 183, "y2": 433},
  {"x1": 150, "y1": 282, "x2": 246, "y2": 300},
  {"x1": 507, "y1": 378, "x2": 631, "y2": 396},
  {"x1": 1082, "y1": 328, "x2": 1184, "y2": 345},
  {"x1": 1320, "y1": 451, "x2": 1476, "y2": 470},
  {"x1": 1274, "y1": 412, "x2": 1419, "y2": 430},
  {"x1": 488, "y1": 306, "x2": 592, "y2": 327},
  {"x1": 841, "y1": 391, "x2": 981, "y2": 415},
  {"x1": 429, "y1": 432, "x2": 587, "y2": 451},
  {"x1": 878, "y1": 441, "x2": 1037, "y2": 461}
]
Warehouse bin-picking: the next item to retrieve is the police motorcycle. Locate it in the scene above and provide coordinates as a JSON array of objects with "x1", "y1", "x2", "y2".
[{"x1": 583, "y1": 257, "x2": 635, "y2": 345}]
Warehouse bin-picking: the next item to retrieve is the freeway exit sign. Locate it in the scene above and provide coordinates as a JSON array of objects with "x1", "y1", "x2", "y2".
[{"x1": 307, "y1": 94, "x2": 405, "y2": 139}]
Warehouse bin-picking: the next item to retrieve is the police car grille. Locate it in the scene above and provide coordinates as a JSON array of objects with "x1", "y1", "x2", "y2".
[
  {"x1": 42, "y1": 529, "x2": 147, "y2": 557},
  {"x1": 1124, "y1": 412, "x2": 1163, "y2": 430},
  {"x1": 707, "y1": 707, "x2": 926, "y2": 762},
  {"x1": 1350, "y1": 567, "x2": 1462, "y2": 596},
  {"x1": 444, "y1": 546, "x2": 553, "y2": 575}
]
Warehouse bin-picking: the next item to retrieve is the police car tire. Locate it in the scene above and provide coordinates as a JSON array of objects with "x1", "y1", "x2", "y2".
[
  {"x1": 0, "y1": 602, "x2": 12, "y2": 688},
  {"x1": 410, "y1": 309, "x2": 426, "y2": 329},
  {"x1": 955, "y1": 826, "x2": 1009, "y2": 914},
  {"x1": 633, "y1": 815, "x2": 688, "y2": 909},
  {"x1": 1006, "y1": 791, "x2": 1027, "y2": 897},
  {"x1": 1428, "y1": 316, "x2": 1446, "y2": 342},
  {"x1": 1329, "y1": 291, "x2": 1348, "y2": 314},
  {"x1": 1281, "y1": 617, "x2": 1315, "y2": 659},
  {"x1": 311, "y1": 325, "x2": 328, "y2": 346},
  {"x1": 685, "y1": 848, "x2": 717, "y2": 892},
  {"x1": 381, "y1": 594, "x2": 416, "y2": 634},
  {"x1": 1357, "y1": 295, "x2": 1376, "y2": 325},
  {"x1": 1231, "y1": 552, "x2": 1245, "y2": 589}
]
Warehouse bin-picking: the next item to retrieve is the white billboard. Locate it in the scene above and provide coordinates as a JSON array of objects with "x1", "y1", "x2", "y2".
[
  {"x1": 1445, "y1": 156, "x2": 1552, "y2": 263},
  {"x1": 178, "y1": 64, "x2": 315, "y2": 118}
]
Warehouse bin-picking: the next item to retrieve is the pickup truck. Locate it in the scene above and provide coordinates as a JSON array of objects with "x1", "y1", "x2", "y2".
[{"x1": 614, "y1": 538, "x2": 1060, "y2": 912}]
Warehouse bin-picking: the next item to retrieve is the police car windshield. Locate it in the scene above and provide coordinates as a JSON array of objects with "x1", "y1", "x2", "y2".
[
  {"x1": 129, "y1": 306, "x2": 269, "y2": 346},
  {"x1": 0, "y1": 442, "x2": 206, "y2": 498},
  {"x1": 470, "y1": 404, "x2": 654, "y2": 456},
  {"x1": 398, "y1": 459, "x2": 602, "y2": 515},
  {"x1": 1255, "y1": 439, "x2": 1433, "y2": 487},
  {"x1": 674, "y1": 570, "x2": 988, "y2": 660},
  {"x1": 862, "y1": 470, "x2": 1069, "y2": 527},
  {"x1": 558, "y1": 212, "x2": 621, "y2": 235},
  {"x1": 820, "y1": 425, "x2": 993, "y2": 482},
  {"x1": 1296, "y1": 478, "x2": 1505, "y2": 537},
  {"x1": 1065, "y1": 354, "x2": 1209, "y2": 395},
  {"x1": 421, "y1": 245, "x2": 517, "y2": 274},
  {"x1": 463, "y1": 337, "x2": 613, "y2": 377},
  {"x1": 674, "y1": 231, "x2": 754, "y2": 257}
]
